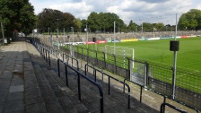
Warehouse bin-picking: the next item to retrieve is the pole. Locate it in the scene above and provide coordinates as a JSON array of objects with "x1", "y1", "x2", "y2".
[
  {"x1": 56, "y1": 19, "x2": 59, "y2": 36},
  {"x1": 63, "y1": 28, "x2": 65, "y2": 36},
  {"x1": 1, "y1": 22, "x2": 4, "y2": 41},
  {"x1": 86, "y1": 24, "x2": 88, "y2": 48},
  {"x1": 72, "y1": 27, "x2": 74, "y2": 57},
  {"x1": 172, "y1": 13, "x2": 178, "y2": 99},
  {"x1": 142, "y1": 22, "x2": 143, "y2": 33},
  {"x1": 114, "y1": 21, "x2": 116, "y2": 55},
  {"x1": 71, "y1": 27, "x2": 74, "y2": 45}
]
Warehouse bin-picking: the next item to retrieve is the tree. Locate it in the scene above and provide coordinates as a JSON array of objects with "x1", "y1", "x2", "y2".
[
  {"x1": 178, "y1": 14, "x2": 189, "y2": 30},
  {"x1": 74, "y1": 18, "x2": 82, "y2": 32},
  {"x1": 37, "y1": 8, "x2": 75, "y2": 34},
  {"x1": 87, "y1": 12, "x2": 124, "y2": 33},
  {"x1": 178, "y1": 9, "x2": 201, "y2": 30},
  {"x1": 128, "y1": 20, "x2": 138, "y2": 32},
  {"x1": 142, "y1": 22, "x2": 153, "y2": 32},
  {"x1": 0, "y1": 0, "x2": 36, "y2": 37},
  {"x1": 87, "y1": 12, "x2": 100, "y2": 32},
  {"x1": 81, "y1": 19, "x2": 88, "y2": 32}
]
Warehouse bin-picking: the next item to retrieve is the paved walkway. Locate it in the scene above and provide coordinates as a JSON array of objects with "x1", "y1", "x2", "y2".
[{"x1": 0, "y1": 41, "x2": 39, "y2": 113}]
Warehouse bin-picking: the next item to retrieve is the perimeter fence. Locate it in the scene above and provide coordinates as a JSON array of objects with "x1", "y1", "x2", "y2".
[{"x1": 60, "y1": 45, "x2": 201, "y2": 112}]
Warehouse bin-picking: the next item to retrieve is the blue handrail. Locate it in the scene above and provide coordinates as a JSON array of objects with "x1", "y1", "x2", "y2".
[
  {"x1": 57, "y1": 59, "x2": 104, "y2": 113},
  {"x1": 160, "y1": 103, "x2": 187, "y2": 113},
  {"x1": 85, "y1": 64, "x2": 130, "y2": 109}
]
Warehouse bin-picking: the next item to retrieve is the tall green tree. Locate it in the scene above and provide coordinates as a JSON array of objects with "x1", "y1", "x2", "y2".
[
  {"x1": 37, "y1": 8, "x2": 75, "y2": 34},
  {"x1": 87, "y1": 12, "x2": 101, "y2": 32},
  {"x1": 0, "y1": 0, "x2": 36, "y2": 37},
  {"x1": 87, "y1": 12, "x2": 124, "y2": 33},
  {"x1": 128, "y1": 20, "x2": 138, "y2": 32},
  {"x1": 142, "y1": 22, "x2": 153, "y2": 32},
  {"x1": 178, "y1": 9, "x2": 201, "y2": 30},
  {"x1": 74, "y1": 18, "x2": 82, "y2": 32},
  {"x1": 81, "y1": 19, "x2": 88, "y2": 32}
]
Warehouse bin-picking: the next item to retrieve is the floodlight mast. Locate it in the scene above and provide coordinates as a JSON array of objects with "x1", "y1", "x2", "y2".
[
  {"x1": 114, "y1": 21, "x2": 116, "y2": 55},
  {"x1": 142, "y1": 22, "x2": 143, "y2": 33},
  {"x1": 172, "y1": 13, "x2": 178, "y2": 100},
  {"x1": 71, "y1": 27, "x2": 74, "y2": 44},
  {"x1": 86, "y1": 24, "x2": 88, "y2": 49},
  {"x1": 71, "y1": 27, "x2": 74, "y2": 57},
  {"x1": 56, "y1": 19, "x2": 59, "y2": 36}
]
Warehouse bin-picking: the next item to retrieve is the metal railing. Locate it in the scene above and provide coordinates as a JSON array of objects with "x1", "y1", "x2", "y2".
[
  {"x1": 160, "y1": 103, "x2": 187, "y2": 113},
  {"x1": 57, "y1": 59, "x2": 104, "y2": 113},
  {"x1": 33, "y1": 41, "x2": 51, "y2": 66},
  {"x1": 85, "y1": 64, "x2": 131, "y2": 109},
  {"x1": 71, "y1": 45, "x2": 201, "y2": 112},
  {"x1": 62, "y1": 53, "x2": 79, "y2": 70},
  {"x1": 33, "y1": 38, "x2": 201, "y2": 112}
]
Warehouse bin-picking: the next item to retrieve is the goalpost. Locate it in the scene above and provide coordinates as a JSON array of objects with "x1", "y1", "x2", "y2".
[{"x1": 98, "y1": 45, "x2": 135, "y2": 68}]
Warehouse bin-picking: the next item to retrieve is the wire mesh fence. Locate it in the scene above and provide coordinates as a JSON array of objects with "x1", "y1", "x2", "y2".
[
  {"x1": 62, "y1": 45, "x2": 201, "y2": 111},
  {"x1": 147, "y1": 62, "x2": 201, "y2": 111}
]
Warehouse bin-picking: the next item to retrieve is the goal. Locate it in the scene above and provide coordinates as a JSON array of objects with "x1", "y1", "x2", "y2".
[{"x1": 98, "y1": 45, "x2": 135, "y2": 68}]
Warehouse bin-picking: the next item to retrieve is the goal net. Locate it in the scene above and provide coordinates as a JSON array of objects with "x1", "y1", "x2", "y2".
[{"x1": 98, "y1": 45, "x2": 134, "y2": 68}]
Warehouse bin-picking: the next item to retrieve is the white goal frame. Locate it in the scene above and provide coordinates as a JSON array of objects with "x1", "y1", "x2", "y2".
[{"x1": 102, "y1": 45, "x2": 135, "y2": 68}]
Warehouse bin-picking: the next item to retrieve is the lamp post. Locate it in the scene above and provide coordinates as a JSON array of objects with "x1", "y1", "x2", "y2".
[
  {"x1": 142, "y1": 22, "x2": 144, "y2": 33},
  {"x1": 71, "y1": 27, "x2": 74, "y2": 45},
  {"x1": 56, "y1": 19, "x2": 59, "y2": 36},
  {"x1": 171, "y1": 13, "x2": 178, "y2": 100},
  {"x1": 86, "y1": 24, "x2": 88, "y2": 48},
  {"x1": 114, "y1": 21, "x2": 116, "y2": 55}
]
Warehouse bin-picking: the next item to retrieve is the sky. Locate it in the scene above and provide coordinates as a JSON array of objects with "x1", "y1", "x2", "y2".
[{"x1": 29, "y1": 0, "x2": 201, "y2": 25}]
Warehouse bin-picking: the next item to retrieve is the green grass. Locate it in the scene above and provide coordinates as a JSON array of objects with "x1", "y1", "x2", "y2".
[
  {"x1": 84, "y1": 37, "x2": 201, "y2": 72},
  {"x1": 64, "y1": 37, "x2": 201, "y2": 93}
]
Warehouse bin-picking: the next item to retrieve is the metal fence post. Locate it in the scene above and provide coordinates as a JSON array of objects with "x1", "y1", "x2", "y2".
[
  {"x1": 87, "y1": 48, "x2": 89, "y2": 64},
  {"x1": 103, "y1": 52, "x2": 106, "y2": 69},
  {"x1": 48, "y1": 51, "x2": 51, "y2": 66},
  {"x1": 127, "y1": 57, "x2": 131, "y2": 79},
  {"x1": 145, "y1": 61, "x2": 149, "y2": 86},
  {"x1": 77, "y1": 73, "x2": 81, "y2": 101},
  {"x1": 57, "y1": 59, "x2": 60, "y2": 77},
  {"x1": 113, "y1": 54, "x2": 116, "y2": 74},
  {"x1": 81, "y1": 47, "x2": 84, "y2": 60},
  {"x1": 96, "y1": 51, "x2": 98, "y2": 65},
  {"x1": 65, "y1": 64, "x2": 68, "y2": 86}
]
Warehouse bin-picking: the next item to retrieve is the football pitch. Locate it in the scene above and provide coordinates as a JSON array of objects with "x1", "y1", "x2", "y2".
[
  {"x1": 87, "y1": 37, "x2": 201, "y2": 73},
  {"x1": 73, "y1": 37, "x2": 201, "y2": 93}
]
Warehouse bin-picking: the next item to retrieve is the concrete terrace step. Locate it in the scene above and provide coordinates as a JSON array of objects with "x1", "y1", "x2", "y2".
[
  {"x1": 48, "y1": 57, "x2": 159, "y2": 113},
  {"x1": 30, "y1": 42, "x2": 160, "y2": 113},
  {"x1": 42, "y1": 68, "x2": 89, "y2": 113},
  {"x1": 33, "y1": 64, "x2": 64, "y2": 113},
  {"x1": 24, "y1": 61, "x2": 47, "y2": 113},
  {"x1": 25, "y1": 42, "x2": 90, "y2": 113},
  {"x1": 56, "y1": 64, "x2": 159, "y2": 113},
  {"x1": 29, "y1": 55, "x2": 89, "y2": 112}
]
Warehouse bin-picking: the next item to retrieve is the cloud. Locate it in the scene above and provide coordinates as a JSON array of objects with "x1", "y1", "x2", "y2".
[
  {"x1": 29, "y1": 0, "x2": 200, "y2": 25},
  {"x1": 49, "y1": 1, "x2": 93, "y2": 19},
  {"x1": 197, "y1": 3, "x2": 201, "y2": 10},
  {"x1": 106, "y1": 0, "x2": 193, "y2": 25},
  {"x1": 140, "y1": 0, "x2": 170, "y2": 3}
]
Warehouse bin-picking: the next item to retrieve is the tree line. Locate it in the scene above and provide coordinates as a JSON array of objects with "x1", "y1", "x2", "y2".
[
  {"x1": 35, "y1": 9, "x2": 177, "y2": 34},
  {"x1": 0, "y1": 0, "x2": 201, "y2": 37},
  {"x1": 0, "y1": 0, "x2": 36, "y2": 37}
]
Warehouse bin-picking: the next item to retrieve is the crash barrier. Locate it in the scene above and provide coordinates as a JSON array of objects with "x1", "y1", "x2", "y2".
[
  {"x1": 57, "y1": 59, "x2": 104, "y2": 113},
  {"x1": 85, "y1": 64, "x2": 130, "y2": 109}
]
